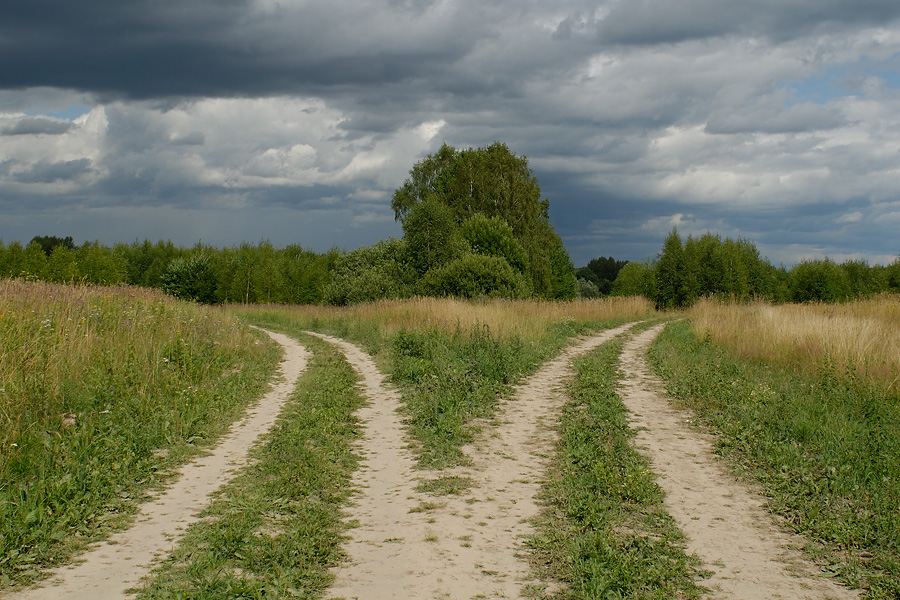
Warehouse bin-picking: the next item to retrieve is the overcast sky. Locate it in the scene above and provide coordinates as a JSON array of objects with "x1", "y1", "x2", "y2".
[{"x1": 2, "y1": 0, "x2": 900, "y2": 267}]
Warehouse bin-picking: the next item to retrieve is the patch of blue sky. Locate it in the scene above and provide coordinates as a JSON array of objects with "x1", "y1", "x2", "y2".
[
  {"x1": 25, "y1": 104, "x2": 92, "y2": 121},
  {"x1": 781, "y1": 54, "x2": 900, "y2": 106}
]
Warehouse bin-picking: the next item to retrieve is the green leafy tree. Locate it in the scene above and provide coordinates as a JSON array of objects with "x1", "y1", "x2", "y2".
[
  {"x1": 402, "y1": 197, "x2": 465, "y2": 275},
  {"x1": 277, "y1": 244, "x2": 332, "y2": 305},
  {"x1": 47, "y1": 245, "x2": 78, "y2": 282},
  {"x1": 20, "y1": 242, "x2": 48, "y2": 280},
  {"x1": 460, "y1": 214, "x2": 529, "y2": 274},
  {"x1": 576, "y1": 256, "x2": 629, "y2": 295},
  {"x1": 789, "y1": 259, "x2": 851, "y2": 303},
  {"x1": 576, "y1": 277, "x2": 601, "y2": 298},
  {"x1": 75, "y1": 241, "x2": 127, "y2": 284},
  {"x1": 115, "y1": 240, "x2": 183, "y2": 288},
  {"x1": 392, "y1": 142, "x2": 575, "y2": 299},
  {"x1": 30, "y1": 235, "x2": 76, "y2": 257},
  {"x1": 612, "y1": 260, "x2": 657, "y2": 298},
  {"x1": 840, "y1": 259, "x2": 878, "y2": 298},
  {"x1": 655, "y1": 229, "x2": 690, "y2": 308}
]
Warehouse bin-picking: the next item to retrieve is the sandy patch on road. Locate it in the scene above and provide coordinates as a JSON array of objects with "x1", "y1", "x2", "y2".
[
  {"x1": 7, "y1": 329, "x2": 308, "y2": 600},
  {"x1": 618, "y1": 324, "x2": 860, "y2": 600}
]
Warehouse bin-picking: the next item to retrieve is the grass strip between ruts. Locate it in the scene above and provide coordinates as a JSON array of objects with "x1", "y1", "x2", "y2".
[
  {"x1": 648, "y1": 320, "x2": 899, "y2": 600},
  {"x1": 137, "y1": 332, "x2": 363, "y2": 599},
  {"x1": 528, "y1": 330, "x2": 706, "y2": 600}
]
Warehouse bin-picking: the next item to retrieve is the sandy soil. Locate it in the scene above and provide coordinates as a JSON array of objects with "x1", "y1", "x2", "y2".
[
  {"x1": 618, "y1": 324, "x2": 860, "y2": 600},
  {"x1": 6, "y1": 329, "x2": 308, "y2": 600},
  {"x1": 315, "y1": 324, "x2": 634, "y2": 600}
]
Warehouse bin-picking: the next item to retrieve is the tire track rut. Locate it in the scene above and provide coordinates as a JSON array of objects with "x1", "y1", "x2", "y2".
[{"x1": 619, "y1": 324, "x2": 860, "y2": 600}]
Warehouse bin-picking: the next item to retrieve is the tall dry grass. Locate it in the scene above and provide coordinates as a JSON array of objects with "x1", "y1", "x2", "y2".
[
  {"x1": 248, "y1": 295, "x2": 654, "y2": 341},
  {"x1": 0, "y1": 279, "x2": 253, "y2": 451},
  {"x1": 688, "y1": 295, "x2": 900, "y2": 392}
]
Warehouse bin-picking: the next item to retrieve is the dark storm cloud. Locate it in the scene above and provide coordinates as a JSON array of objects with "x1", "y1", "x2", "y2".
[
  {"x1": 14, "y1": 158, "x2": 92, "y2": 183},
  {"x1": 1, "y1": 117, "x2": 72, "y2": 135},
  {"x1": 0, "y1": 0, "x2": 484, "y2": 100},
  {"x1": 597, "y1": 0, "x2": 900, "y2": 45}
]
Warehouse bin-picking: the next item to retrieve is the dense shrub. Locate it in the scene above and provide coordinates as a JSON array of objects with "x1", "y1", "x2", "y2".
[
  {"x1": 324, "y1": 238, "x2": 414, "y2": 305},
  {"x1": 419, "y1": 254, "x2": 531, "y2": 299},
  {"x1": 162, "y1": 253, "x2": 219, "y2": 304}
]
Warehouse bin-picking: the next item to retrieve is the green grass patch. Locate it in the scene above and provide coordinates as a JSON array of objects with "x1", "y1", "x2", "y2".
[
  {"x1": 137, "y1": 333, "x2": 362, "y2": 599},
  {"x1": 529, "y1": 335, "x2": 706, "y2": 600},
  {"x1": 415, "y1": 476, "x2": 473, "y2": 496},
  {"x1": 648, "y1": 320, "x2": 900, "y2": 599},
  {"x1": 0, "y1": 282, "x2": 280, "y2": 591}
]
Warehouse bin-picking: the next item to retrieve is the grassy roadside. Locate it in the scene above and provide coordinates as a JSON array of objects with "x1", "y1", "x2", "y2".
[
  {"x1": 529, "y1": 328, "x2": 706, "y2": 600},
  {"x1": 648, "y1": 320, "x2": 899, "y2": 599},
  {"x1": 137, "y1": 333, "x2": 363, "y2": 599},
  {"x1": 0, "y1": 281, "x2": 280, "y2": 591},
  {"x1": 236, "y1": 297, "x2": 654, "y2": 470}
]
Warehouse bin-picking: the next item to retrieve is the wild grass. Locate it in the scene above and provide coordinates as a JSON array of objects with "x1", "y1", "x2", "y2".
[
  {"x1": 529, "y1": 332, "x2": 705, "y2": 599},
  {"x1": 236, "y1": 296, "x2": 654, "y2": 469},
  {"x1": 137, "y1": 333, "x2": 361, "y2": 599},
  {"x1": 235, "y1": 295, "x2": 653, "y2": 344},
  {"x1": 0, "y1": 279, "x2": 280, "y2": 590},
  {"x1": 649, "y1": 317, "x2": 900, "y2": 599},
  {"x1": 688, "y1": 295, "x2": 900, "y2": 392}
]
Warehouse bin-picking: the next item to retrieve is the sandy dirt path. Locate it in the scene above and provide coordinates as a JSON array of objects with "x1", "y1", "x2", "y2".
[
  {"x1": 316, "y1": 323, "x2": 634, "y2": 600},
  {"x1": 6, "y1": 329, "x2": 308, "y2": 600},
  {"x1": 618, "y1": 324, "x2": 860, "y2": 600}
]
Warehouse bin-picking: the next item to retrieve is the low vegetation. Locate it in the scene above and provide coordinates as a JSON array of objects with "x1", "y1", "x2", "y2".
[
  {"x1": 138, "y1": 333, "x2": 362, "y2": 599},
  {"x1": 649, "y1": 298, "x2": 900, "y2": 598},
  {"x1": 237, "y1": 296, "x2": 654, "y2": 468},
  {"x1": 0, "y1": 280, "x2": 280, "y2": 589},
  {"x1": 530, "y1": 328, "x2": 706, "y2": 599},
  {"x1": 6, "y1": 275, "x2": 898, "y2": 598}
]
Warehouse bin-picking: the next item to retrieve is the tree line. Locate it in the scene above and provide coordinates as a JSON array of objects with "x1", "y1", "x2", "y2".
[
  {"x1": 606, "y1": 229, "x2": 900, "y2": 307},
  {"x1": 3, "y1": 143, "x2": 898, "y2": 307},
  {"x1": 1, "y1": 143, "x2": 578, "y2": 305}
]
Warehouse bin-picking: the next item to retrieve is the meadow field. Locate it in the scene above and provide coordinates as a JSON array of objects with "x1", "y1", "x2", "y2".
[
  {"x1": 0, "y1": 280, "x2": 280, "y2": 589},
  {"x1": 2, "y1": 282, "x2": 897, "y2": 598}
]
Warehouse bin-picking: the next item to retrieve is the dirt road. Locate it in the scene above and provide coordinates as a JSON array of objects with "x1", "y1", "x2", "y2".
[
  {"x1": 316, "y1": 324, "x2": 634, "y2": 600},
  {"x1": 618, "y1": 325, "x2": 859, "y2": 600}
]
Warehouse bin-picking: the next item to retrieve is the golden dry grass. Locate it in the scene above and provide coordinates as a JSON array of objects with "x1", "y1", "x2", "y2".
[
  {"x1": 688, "y1": 295, "x2": 900, "y2": 392},
  {"x1": 0, "y1": 279, "x2": 256, "y2": 451},
  {"x1": 254, "y1": 295, "x2": 654, "y2": 341}
]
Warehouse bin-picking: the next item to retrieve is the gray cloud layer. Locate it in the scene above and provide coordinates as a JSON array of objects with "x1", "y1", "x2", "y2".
[{"x1": 2, "y1": 0, "x2": 900, "y2": 265}]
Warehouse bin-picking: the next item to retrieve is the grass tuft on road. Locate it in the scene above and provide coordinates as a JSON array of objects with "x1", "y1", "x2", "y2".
[
  {"x1": 137, "y1": 333, "x2": 362, "y2": 599},
  {"x1": 529, "y1": 334, "x2": 706, "y2": 600}
]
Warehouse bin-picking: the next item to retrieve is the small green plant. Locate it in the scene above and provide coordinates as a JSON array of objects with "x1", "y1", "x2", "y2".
[{"x1": 416, "y1": 476, "x2": 473, "y2": 496}]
